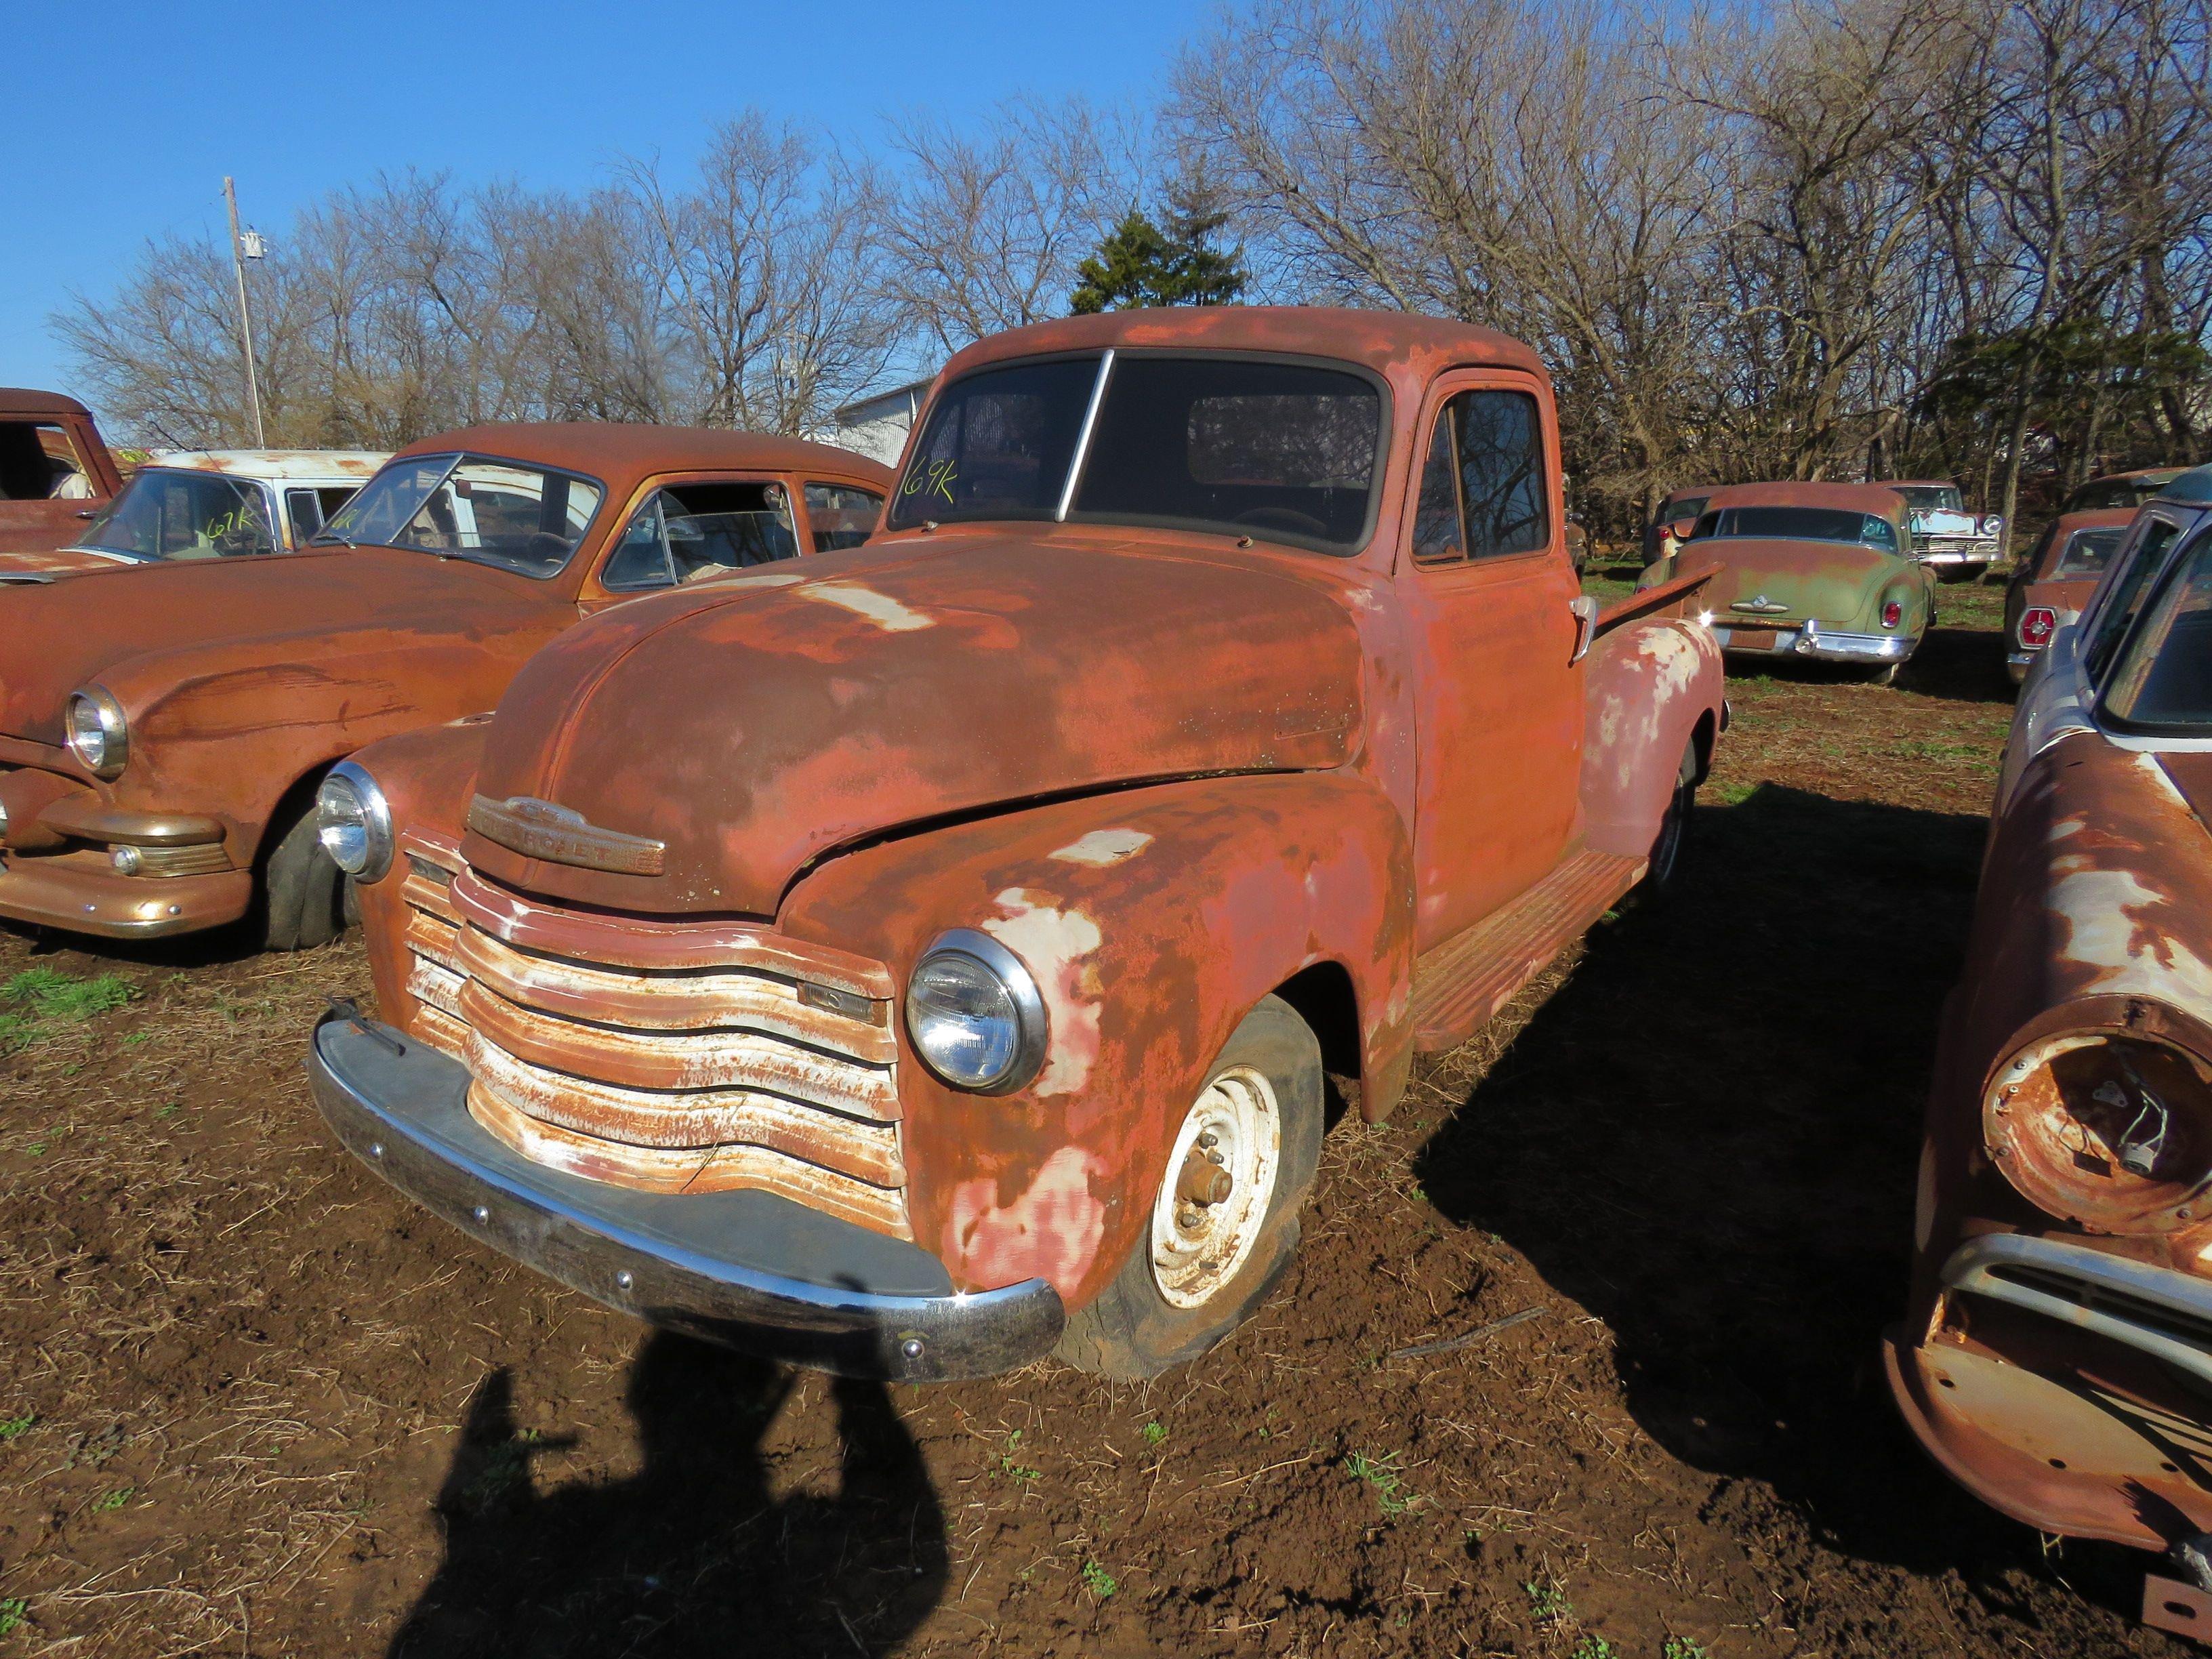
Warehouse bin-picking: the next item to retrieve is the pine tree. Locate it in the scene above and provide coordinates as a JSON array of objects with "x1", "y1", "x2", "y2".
[{"x1": 1069, "y1": 185, "x2": 1247, "y2": 314}]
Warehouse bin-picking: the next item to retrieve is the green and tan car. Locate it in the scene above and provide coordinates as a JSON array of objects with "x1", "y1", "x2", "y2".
[{"x1": 1637, "y1": 480, "x2": 1936, "y2": 682}]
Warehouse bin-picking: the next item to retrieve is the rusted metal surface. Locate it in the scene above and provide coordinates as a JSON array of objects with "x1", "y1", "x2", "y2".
[
  {"x1": 336, "y1": 306, "x2": 1726, "y2": 1350},
  {"x1": 0, "y1": 390, "x2": 123, "y2": 558},
  {"x1": 1891, "y1": 710, "x2": 2212, "y2": 1554},
  {"x1": 0, "y1": 429, "x2": 890, "y2": 941}
]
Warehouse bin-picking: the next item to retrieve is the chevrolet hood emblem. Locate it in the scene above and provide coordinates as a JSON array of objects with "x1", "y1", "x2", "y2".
[{"x1": 466, "y1": 794, "x2": 667, "y2": 877}]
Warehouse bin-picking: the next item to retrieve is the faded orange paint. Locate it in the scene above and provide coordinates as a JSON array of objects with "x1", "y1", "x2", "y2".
[
  {"x1": 339, "y1": 307, "x2": 1726, "y2": 1343},
  {"x1": 0, "y1": 389, "x2": 122, "y2": 560}
]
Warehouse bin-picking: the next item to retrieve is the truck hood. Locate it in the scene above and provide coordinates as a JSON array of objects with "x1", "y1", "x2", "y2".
[
  {"x1": 0, "y1": 546, "x2": 540, "y2": 746},
  {"x1": 1688, "y1": 538, "x2": 1906, "y2": 624},
  {"x1": 0, "y1": 547, "x2": 119, "y2": 583},
  {"x1": 462, "y1": 531, "x2": 1368, "y2": 916}
]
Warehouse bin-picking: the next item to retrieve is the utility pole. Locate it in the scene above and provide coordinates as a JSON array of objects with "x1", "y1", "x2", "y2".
[{"x1": 223, "y1": 176, "x2": 267, "y2": 447}]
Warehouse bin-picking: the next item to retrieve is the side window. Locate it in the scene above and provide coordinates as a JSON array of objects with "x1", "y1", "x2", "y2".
[
  {"x1": 804, "y1": 482, "x2": 884, "y2": 552},
  {"x1": 286, "y1": 488, "x2": 325, "y2": 542},
  {"x1": 1412, "y1": 389, "x2": 1551, "y2": 567},
  {"x1": 600, "y1": 481, "x2": 800, "y2": 592},
  {"x1": 317, "y1": 486, "x2": 358, "y2": 523},
  {"x1": 2086, "y1": 518, "x2": 2183, "y2": 685},
  {"x1": 0, "y1": 421, "x2": 86, "y2": 501}
]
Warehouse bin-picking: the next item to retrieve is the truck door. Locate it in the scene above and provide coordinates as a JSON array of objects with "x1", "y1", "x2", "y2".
[{"x1": 1396, "y1": 372, "x2": 1584, "y2": 951}]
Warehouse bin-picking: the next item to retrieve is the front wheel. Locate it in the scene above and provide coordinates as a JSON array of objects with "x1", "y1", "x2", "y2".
[
  {"x1": 1640, "y1": 737, "x2": 1699, "y2": 892},
  {"x1": 260, "y1": 795, "x2": 346, "y2": 951},
  {"x1": 1054, "y1": 995, "x2": 1323, "y2": 1379}
]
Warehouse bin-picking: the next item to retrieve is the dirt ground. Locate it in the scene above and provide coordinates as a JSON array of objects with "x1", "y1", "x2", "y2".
[{"x1": 0, "y1": 573, "x2": 2195, "y2": 1658}]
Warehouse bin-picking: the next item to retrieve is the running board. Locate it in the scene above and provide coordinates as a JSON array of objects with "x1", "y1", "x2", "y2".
[{"x1": 1409, "y1": 848, "x2": 1645, "y2": 1052}]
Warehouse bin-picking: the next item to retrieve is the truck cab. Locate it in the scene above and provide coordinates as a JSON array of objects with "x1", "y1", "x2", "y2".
[{"x1": 308, "y1": 307, "x2": 1725, "y2": 1382}]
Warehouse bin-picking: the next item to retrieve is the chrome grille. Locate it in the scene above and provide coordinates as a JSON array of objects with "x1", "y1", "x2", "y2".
[{"x1": 401, "y1": 853, "x2": 909, "y2": 1239}]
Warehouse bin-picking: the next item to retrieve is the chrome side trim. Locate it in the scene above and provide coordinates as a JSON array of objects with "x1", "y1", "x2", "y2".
[
  {"x1": 306, "y1": 1013, "x2": 1063, "y2": 1381},
  {"x1": 1942, "y1": 1232, "x2": 2212, "y2": 1390}
]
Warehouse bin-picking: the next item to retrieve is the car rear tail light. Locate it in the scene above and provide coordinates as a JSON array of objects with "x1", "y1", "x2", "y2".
[
  {"x1": 1881, "y1": 600, "x2": 1902, "y2": 628},
  {"x1": 2021, "y1": 607, "x2": 2057, "y2": 649}
]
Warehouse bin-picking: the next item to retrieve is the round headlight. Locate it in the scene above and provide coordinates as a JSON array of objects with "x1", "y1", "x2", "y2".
[
  {"x1": 66, "y1": 689, "x2": 127, "y2": 779},
  {"x1": 905, "y1": 928, "x2": 1047, "y2": 1094},
  {"x1": 316, "y1": 761, "x2": 393, "y2": 882}
]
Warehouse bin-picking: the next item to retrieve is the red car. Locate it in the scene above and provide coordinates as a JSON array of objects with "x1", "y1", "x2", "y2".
[{"x1": 2002, "y1": 508, "x2": 2135, "y2": 683}]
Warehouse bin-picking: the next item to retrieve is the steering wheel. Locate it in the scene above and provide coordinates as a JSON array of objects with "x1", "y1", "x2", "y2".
[{"x1": 1231, "y1": 506, "x2": 1331, "y2": 538}]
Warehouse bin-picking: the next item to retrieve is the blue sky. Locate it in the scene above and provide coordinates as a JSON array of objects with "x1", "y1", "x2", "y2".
[{"x1": 0, "y1": 0, "x2": 1202, "y2": 406}]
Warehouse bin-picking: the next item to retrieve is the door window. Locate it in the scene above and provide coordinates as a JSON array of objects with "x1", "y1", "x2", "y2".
[
  {"x1": 1411, "y1": 389, "x2": 1550, "y2": 565},
  {"x1": 0, "y1": 421, "x2": 87, "y2": 501},
  {"x1": 600, "y1": 480, "x2": 800, "y2": 591},
  {"x1": 2086, "y1": 517, "x2": 2184, "y2": 686},
  {"x1": 804, "y1": 482, "x2": 885, "y2": 552},
  {"x1": 287, "y1": 488, "x2": 325, "y2": 541}
]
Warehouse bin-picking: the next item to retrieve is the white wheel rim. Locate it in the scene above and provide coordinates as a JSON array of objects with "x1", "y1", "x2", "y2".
[{"x1": 1149, "y1": 1065, "x2": 1282, "y2": 1310}]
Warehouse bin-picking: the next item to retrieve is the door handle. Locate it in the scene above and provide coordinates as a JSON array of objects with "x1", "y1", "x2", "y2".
[{"x1": 1569, "y1": 595, "x2": 1599, "y2": 664}]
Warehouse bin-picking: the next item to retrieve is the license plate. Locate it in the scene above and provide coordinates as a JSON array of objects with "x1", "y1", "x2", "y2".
[{"x1": 1733, "y1": 630, "x2": 1777, "y2": 651}]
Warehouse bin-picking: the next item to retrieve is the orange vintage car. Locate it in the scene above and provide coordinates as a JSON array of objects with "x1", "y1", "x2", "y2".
[
  {"x1": 306, "y1": 307, "x2": 1727, "y2": 1382},
  {"x1": 2001, "y1": 507, "x2": 2135, "y2": 684},
  {"x1": 0, "y1": 428, "x2": 888, "y2": 947},
  {"x1": 1888, "y1": 464, "x2": 2212, "y2": 1635}
]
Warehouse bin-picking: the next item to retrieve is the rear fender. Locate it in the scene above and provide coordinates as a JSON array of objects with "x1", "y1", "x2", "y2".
[
  {"x1": 779, "y1": 770, "x2": 1416, "y2": 1306},
  {"x1": 1579, "y1": 615, "x2": 1723, "y2": 861}
]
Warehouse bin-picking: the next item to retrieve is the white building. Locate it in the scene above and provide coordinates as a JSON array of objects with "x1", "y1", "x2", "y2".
[{"x1": 832, "y1": 380, "x2": 931, "y2": 468}]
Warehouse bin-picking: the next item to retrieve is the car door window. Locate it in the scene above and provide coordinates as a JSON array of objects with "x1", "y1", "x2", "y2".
[
  {"x1": 286, "y1": 488, "x2": 325, "y2": 541},
  {"x1": 2086, "y1": 517, "x2": 2184, "y2": 686},
  {"x1": 1412, "y1": 388, "x2": 1550, "y2": 566},
  {"x1": 804, "y1": 482, "x2": 884, "y2": 552},
  {"x1": 600, "y1": 481, "x2": 800, "y2": 592}
]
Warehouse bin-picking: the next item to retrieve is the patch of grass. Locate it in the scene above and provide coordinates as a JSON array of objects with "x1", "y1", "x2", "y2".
[
  {"x1": 1571, "y1": 1639, "x2": 1618, "y2": 1659},
  {"x1": 1712, "y1": 779, "x2": 1759, "y2": 805},
  {"x1": 998, "y1": 1429, "x2": 1040, "y2": 1483},
  {"x1": 0, "y1": 1598, "x2": 24, "y2": 1636},
  {"x1": 0, "y1": 968, "x2": 136, "y2": 1048},
  {"x1": 461, "y1": 1429, "x2": 542, "y2": 1513},
  {"x1": 1662, "y1": 1640, "x2": 1710, "y2": 1659},
  {"x1": 1141, "y1": 1421, "x2": 1166, "y2": 1446},
  {"x1": 1525, "y1": 1580, "x2": 1572, "y2": 1622},
  {"x1": 1080, "y1": 1559, "x2": 1117, "y2": 1599},
  {"x1": 1344, "y1": 1450, "x2": 1415, "y2": 1516},
  {"x1": 0, "y1": 1413, "x2": 34, "y2": 1440},
  {"x1": 90, "y1": 1487, "x2": 133, "y2": 1513}
]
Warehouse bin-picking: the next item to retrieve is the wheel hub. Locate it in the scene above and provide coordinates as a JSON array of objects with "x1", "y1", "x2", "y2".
[{"x1": 1150, "y1": 1065, "x2": 1282, "y2": 1310}]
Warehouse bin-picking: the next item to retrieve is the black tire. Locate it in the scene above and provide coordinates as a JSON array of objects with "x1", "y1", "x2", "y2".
[
  {"x1": 1864, "y1": 662, "x2": 1900, "y2": 686},
  {"x1": 1054, "y1": 994, "x2": 1324, "y2": 1379},
  {"x1": 1639, "y1": 737, "x2": 1698, "y2": 893},
  {"x1": 260, "y1": 795, "x2": 345, "y2": 951}
]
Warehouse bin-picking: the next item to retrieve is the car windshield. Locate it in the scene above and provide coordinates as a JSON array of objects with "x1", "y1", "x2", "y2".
[
  {"x1": 2102, "y1": 528, "x2": 2212, "y2": 733},
  {"x1": 74, "y1": 468, "x2": 278, "y2": 561},
  {"x1": 2070, "y1": 475, "x2": 2171, "y2": 512},
  {"x1": 2055, "y1": 527, "x2": 2125, "y2": 579},
  {"x1": 314, "y1": 453, "x2": 602, "y2": 578},
  {"x1": 1896, "y1": 485, "x2": 1963, "y2": 515},
  {"x1": 1690, "y1": 505, "x2": 1898, "y2": 553},
  {"x1": 885, "y1": 352, "x2": 1384, "y2": 553}
]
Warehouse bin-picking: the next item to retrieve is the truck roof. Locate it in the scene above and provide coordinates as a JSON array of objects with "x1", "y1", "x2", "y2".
[
  {"x1": 939, "y1": 305, "x2": 1548, "y2": 392},
  {"x1": 144, "y1": 450, "x2": 390, "y2": 483},
  {"x1": 0, "y1": 388, "x2": 94, "y2": 419}
]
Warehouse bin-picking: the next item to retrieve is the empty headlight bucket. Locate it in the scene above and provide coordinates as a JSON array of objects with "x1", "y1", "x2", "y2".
[
  {"x1": 65, "y1": 689, "x2": 128, "y2": 779},
  {"x1": 316, "y1": 760, "x2": 394, "y2": 882},
  {"x1": 1984, "y1": 1021, "x2": 2212, "y2": 1233},
  {"x1": 905, "y1": 928, "x2": 1048, "y2": 1094}
]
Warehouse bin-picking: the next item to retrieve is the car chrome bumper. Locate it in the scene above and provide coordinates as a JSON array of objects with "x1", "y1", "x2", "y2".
[
  {"x1": 2007, "y1": 650, "x2": 2036, "y2": 684},
  {"x1": 306, "y1": 1012, "x2": 1065, "y2": 1382},
  {"x1": 0, "y1": 855, "x2": 252, "y2": 937},
  {"x1": 1942, "y1": 1231, "x2": 2212, "y2": 1389},
  {"x1": 1917, "y1": 549, "x2": 1997, "y2": 567},
  {"x1": 1711, "y1": 621, "x2": 1912, "y2": 663}
]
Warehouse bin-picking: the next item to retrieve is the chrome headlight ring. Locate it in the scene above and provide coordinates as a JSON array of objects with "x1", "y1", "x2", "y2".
[
  {"x1": 316, "y1": 760, "x2": 394, "y2": 882},
  {"x1": 66, "y1": 688, "x2": 129, "y2": 779},
  {"x1": 905, "y1": 927, "x2": 1048, "y2": 1095}
]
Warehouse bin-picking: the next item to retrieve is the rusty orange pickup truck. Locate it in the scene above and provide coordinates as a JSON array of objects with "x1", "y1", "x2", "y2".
[{"x1": 307, "y1": 308, "x2": 1726, "y2": 1381}]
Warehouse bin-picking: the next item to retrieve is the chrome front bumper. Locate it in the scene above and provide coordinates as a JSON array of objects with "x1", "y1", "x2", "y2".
[
  {"x1": 306, "y1": 1012, "x2": 1065, "y2": 1381},
  {"x1": 1711, "y1": 619, "x2": 1912, "y2": 663},
  {"x1": 1918, "y1": 548, "x2": 1998, "y2": 567},
  {"x1": 1942, "y1": 1231, "x2": 2212, "y2": 1389}
]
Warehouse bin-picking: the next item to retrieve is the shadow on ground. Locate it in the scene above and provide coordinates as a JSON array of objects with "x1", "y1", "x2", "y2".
[
  {"x1": 1412, "y1": 781, "x2": 2148, "y2": 1618},
  {"x1": 390, "y1": 1333, "x2": 945, "y2": 1657}
]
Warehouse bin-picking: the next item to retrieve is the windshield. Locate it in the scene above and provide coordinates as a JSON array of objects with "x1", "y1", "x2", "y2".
[
  {"x1": 75, "y1": 469, "x2": 278, "y2": 561},
  {"x1": 2102, "y1": 527, "x2": 2212, "y2": 733},
  {"x1": 2055, "y1": 527, "x2": 2125, "y2": 579},
  {"x1": 2070, "y1": 474, "x2": 2173, "y2": 513},
  {"x1": 1689, "y1": 505, "x2": 1898, "y2": 554},
  {"x1": 886, "y1": 353, "x2": 1385, "y2": 553},
  {"x1": 316, "y1": 453, "x2": 602, "y2": 578},
  {"x1": 1896, "y1": 485, "x2": 1964, "y2": 515}
]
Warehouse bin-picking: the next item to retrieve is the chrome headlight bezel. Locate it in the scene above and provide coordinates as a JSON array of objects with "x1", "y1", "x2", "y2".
[
  {"x1": 904, "y1": 928, "x2": 1048, "y2": 1095},
  {"x1": 316, "y1": 760, "x2": 394, "y2": 882},
  {"x1": 66, "y1": 688, "x2": 128, "y2": 779}
]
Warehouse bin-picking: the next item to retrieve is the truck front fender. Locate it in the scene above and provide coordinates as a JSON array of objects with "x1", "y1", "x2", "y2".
[{"x1": 779, "y1": 769, "x2": 1416, "y2": 1306}]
